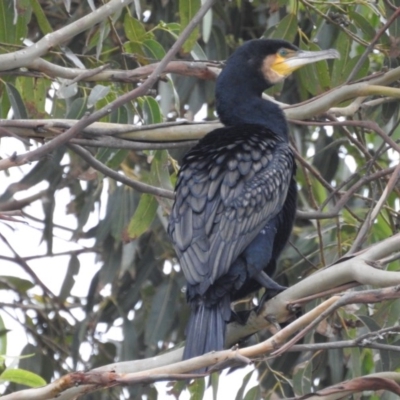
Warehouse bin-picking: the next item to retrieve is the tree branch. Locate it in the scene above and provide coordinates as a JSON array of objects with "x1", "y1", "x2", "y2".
[
  {"x1": 4, "y1": 234, "x2": 400, "y2": 399},
  {"x1": 18, "y1": 59, "x2": 220, "y2": 82},
  {"x1": 0, "y1": 0, "x2": 135, "y2": 71},
  {"x1": 66, "y1": 143, "x2": 175, "y2": 199}
]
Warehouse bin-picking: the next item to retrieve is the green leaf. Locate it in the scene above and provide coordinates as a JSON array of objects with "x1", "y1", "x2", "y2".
[
  {"x1": 270, "y1": 13, "x2": 298, "y2": 42},
  {"x1": 29, "y1": 0, "x2": 53, "y2": 35},
  {"x1": 0, "y1": 0, "x2": 30, "y2": 48},
  {"x1": 149, "y1": 150, "x2": 174, "y2": 212},
  {"x1": 349, "y1": 10, "x2": 377, "y2": 42},
  {"x1": 210, "y1": 371, "x2": 219, "y2": 400},
  {"x1": 358, "y1": 315, "x2": 390, "y2": 372},
  {"x1": 0, "y1": 276, "x2": 34, "y2": 292},
  {"x1": 309, "y1": 42, "x2": 333, "y2": 92},
  {"x1": 244, "y1": 385, "x2": 261, "y2": 400},
  {"x1": 190, "y1": 41, "x2": 208, "y2": 61},
  {"x1": 0, "y1": 88, "x2": 11, "y2": 119},
  {"x1": 121, "y1": 319, "x2": 138, "y2": 361},
  {"x1": 144, "y1": 278, "x2": 180, "y2": 348},
  {"x1": 107, "y1": 149, "x2": 129, "y2": 169},
  {"x1": 296, "y1": 41, "x2": 333, "y2": 96},
  {"x1": 127, "y1": 193, "x2": 158, "y2": 239},
  {"x1": 142, "y1": 39, "x2": 166, "y2": 61},
  {"x1": 179, "y1": 0, "x2": 201, "y2": 53},
  {"x1": 59, "y1": 255, "x2": 80, "y2": 303},
  {"x1": 140, "y1": 96, "x2": 163, "y2": 124},
  {"x1": 311, "y1": 178, "x2": 327, "y2": 205},
  {"x1": 110, "y1": 104, "x2": 130, "y2": 124},
  {"x1": 124, "y1": 13, "x2": 147, "y2": 43},
  {"x1": 0, "y1": 368, "x2": 46, "y2": 388},
  {"x1": 66, "y1": 98, "x2": 87, "y2": 119},
  {"x1": 293, "y1": 358, "x2": 312, "y2": 395},
  {"x1": 150, "y1": 150, "x2": 173, "y2": 189},
  {"x1": 0, "y1": 314, "x2": 7, "y2": 357},
  {"x1": 16, "y1": 77, "x2": 50, "y2": 118},
  {"x1": 87, "y1": 85, "x2": 111, "y2": 108},
  {"x1": 201, "y1": 0, "x2": 213, "y2": 43},
  {"x1": 235, "y1": 370, "x2": 255, "y2": 400},
  {"x1": 123, "y1": 41, "x2": 147, "y2": 64},
  {"x1": 162, "y1": 22, "x2": 180, "y2": 35},
  {"x1": 331, "y1": 31, "x2": 351, "y2": 86},
  {"x1": 342, "y1": 54, "x2": 370, "y2": 82},
  {"x1": 5, "y1": 83, "x2": 28, "y2": 119},
  {"x1": 188, "y1": 377, "x2": 206, "y2": 400}
]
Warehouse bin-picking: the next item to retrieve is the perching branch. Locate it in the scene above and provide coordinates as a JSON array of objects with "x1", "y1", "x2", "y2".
[{"x1": 4, "y1": 234, "x2": 400, "y2": 400}]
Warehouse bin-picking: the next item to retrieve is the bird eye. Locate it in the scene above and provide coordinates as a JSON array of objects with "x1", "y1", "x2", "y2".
[{"x1": 278, "y1": 48, "x2": 288, "y2": 57}]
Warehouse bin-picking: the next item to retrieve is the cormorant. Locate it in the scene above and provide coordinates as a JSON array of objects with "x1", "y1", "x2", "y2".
[{"x1": 168, "y1": 39, "x2": 339, "y2": 360}]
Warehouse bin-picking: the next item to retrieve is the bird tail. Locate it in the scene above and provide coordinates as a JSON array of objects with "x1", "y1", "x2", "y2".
[{"x1": 183, "y1": 296, "x2": 230, "y2": 361}]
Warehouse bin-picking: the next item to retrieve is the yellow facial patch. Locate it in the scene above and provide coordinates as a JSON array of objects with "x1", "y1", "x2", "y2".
[
  {"x1": 270, "y1": 53, "x2": 297, "y2": 76},
  {"x1": 261, "y1": 54, "x2": 288, "y2": 84}
]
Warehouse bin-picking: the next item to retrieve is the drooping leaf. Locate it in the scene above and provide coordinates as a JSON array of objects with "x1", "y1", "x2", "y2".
[
  {"x1": 188, "y1": 377, "x2": 206, "y2": 400},
  {"x1": 235, "y1": 369, "x2": 255, "y2": 400},
  {"x1": 144, "y1": 278, "x2": 180, "y2": 350},
  {"x1": 66, "y1": 98, "x2": 87, "y2": 119},
  {"x1": 0, "y1": 368, "x2": 46, "y2": 388},
  {"x1": 127, "y1": 193, "x2": 158, "y2": 240},
  {"x1": 331, "y1": 31, "x2": 352, "y2": 86},
  {"x1": 243, "y1": 385, "x2": 261, "y2": 400},
  {"x1": 269, "y1": 13, "x2": 298, "y2": 42},
  {"x1": 59, "y1": 254, "x2": 80, "y2": 303},
  {"x1": 142, "y1": 39, "x2": 166, "y2": 60},
  {"x1": 5, "y1": 83, "x2": 28, "y2": 119},
  {"x1": 0, "y1": 276, "x2": 34, "y2": 292},
  {"x1": 0, "y1": 0, "x2": 30, "y2": 48},
  {"x1": 0, "y1": 314, "x2": 7, "y2": 357},
  {"x1": 210, "y1": 371, "x2": 219, "y2": 400},
  {"x1": 293, "y1": 358, "x2": 313, "y2": 395},
  {"x1": 124, "y1": 13, "x2": 148, "y2": 43},
  {"x1": 87, "y1": 85, "x2": 111, "y2": 108},
  {"x1": 16, "y1": 77, "x2": 49, "y2": 118},
  {"x1": 349, "y1": 11, "x2": 376, "y2": 42},
  {"x1": 139, "y1": 96, "x2": 163, "y2": 124},
  {"x1": 29, "y1": 0, "x2": 53, "y2": 35},
  {"x1": 201, "y1": 0, "x2": 213, "y2": 43},
  {"x1": 179, "y1": 0, "x2": 201, "y2": 53}
]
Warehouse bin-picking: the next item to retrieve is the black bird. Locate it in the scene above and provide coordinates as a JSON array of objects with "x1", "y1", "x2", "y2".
[{"x1": 168, "y1": 39, "x2": 339, "y2": 360}]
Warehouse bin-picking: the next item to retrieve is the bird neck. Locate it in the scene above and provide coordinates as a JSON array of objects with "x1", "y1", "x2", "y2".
[{"x1": 216, "y1": 86, "x2": 288, "y2": 141}]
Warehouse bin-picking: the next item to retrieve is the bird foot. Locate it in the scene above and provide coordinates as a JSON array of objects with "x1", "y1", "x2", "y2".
[
  {"x1": 255, "y1": 285, "x2": 286, "y2": 315},
  {"x1": 254, "y1": 270, "x2": 287, "y2": 293}
]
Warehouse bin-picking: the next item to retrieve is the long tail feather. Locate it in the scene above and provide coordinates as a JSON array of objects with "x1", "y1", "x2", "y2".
[{"x1": 183, "y1": 298, "x2": 229, "y2": 361}]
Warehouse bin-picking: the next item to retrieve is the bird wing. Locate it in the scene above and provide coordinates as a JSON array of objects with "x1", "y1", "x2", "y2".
[{"x1": 168, "y1": 127, "x2": 295, "y2": 295}]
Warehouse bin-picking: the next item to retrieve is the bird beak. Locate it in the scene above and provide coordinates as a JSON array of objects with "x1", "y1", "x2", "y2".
[{"x1": 271, "y1": 48, "x2": 340, "y2": 77}]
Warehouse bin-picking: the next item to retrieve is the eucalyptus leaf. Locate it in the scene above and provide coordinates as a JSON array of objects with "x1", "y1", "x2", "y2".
[
  {"x1": 87, "y1": 85, "x2": 111, "y2": 108},
  {"x1": 0, "y1": 368, "x2": 46, "y2": 388}
]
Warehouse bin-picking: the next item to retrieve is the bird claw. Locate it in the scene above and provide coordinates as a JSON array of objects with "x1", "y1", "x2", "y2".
[{"x1": 255, "y1": 285, "x2": 286, "y2": 314}]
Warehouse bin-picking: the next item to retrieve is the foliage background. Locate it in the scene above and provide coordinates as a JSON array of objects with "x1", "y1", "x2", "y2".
[{"x1": 1, "y1": 0, "x2": 400, "y2": 398}]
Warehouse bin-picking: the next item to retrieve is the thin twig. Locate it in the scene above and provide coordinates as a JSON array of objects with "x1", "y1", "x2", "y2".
[{"x1": 67, "y1": 143, "x2": 175, "y2": 199}]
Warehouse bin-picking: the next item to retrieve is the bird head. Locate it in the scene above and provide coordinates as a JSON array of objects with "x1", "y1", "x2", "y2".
[
  {"x1": 261, "y1": 42, "x2": 340, "y2": 84},
  {"x1": 215, "y1": 39, "x2": 339, "y2": 128},
  {"x1": 221, "y1": 39, "x2": 340, "y2": 90}
]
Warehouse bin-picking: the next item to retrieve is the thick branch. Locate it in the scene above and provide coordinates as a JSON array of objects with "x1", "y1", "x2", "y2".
[
  {"x1": 1, "y1": 66, "x2": 400, "y2": 145},
  {"x1": 4, "y1": 234, "x2": 400, "y2": 399},
  {"x1": 21, "y1": 59, "x2": 220, "y2": 82}
]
